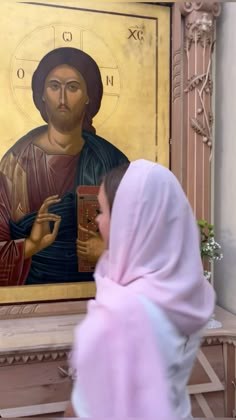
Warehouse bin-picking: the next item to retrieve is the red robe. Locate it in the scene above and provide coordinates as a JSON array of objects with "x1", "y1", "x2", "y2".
[{"x1": 0, "y1": 141, "x2": 79, "y2": 286}]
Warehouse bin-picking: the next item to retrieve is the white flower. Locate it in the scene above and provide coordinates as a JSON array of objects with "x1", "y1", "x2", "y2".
[
  {"x1": 204, "y1": 271, "x2": 211, "y2": 281},
  {"x1": 201, "y1": 236, "x2": 223, "y2": 262}
]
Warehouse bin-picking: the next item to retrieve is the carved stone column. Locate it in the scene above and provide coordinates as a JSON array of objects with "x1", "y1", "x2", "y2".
[{"x1": 171, "y1": 2, "x2": 221, "y2": 221}]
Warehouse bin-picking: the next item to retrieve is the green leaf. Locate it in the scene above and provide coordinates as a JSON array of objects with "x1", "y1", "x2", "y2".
[{"x1": 197, "y1": 219, "x2": 207, "y2": 227}]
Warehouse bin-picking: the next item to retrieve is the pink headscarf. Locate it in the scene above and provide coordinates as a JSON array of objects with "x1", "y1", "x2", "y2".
[
  {"x1": 104, "y1": 159, "x2": 215, "y2": 335},
  {"x1": 72, "y1": 159, "x2": 215, "y2": 417}
]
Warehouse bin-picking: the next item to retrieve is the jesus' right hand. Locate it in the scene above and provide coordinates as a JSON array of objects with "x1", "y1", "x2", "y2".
[{"x1": 24, "y1": 195, "x2": 61, "y2": 259}]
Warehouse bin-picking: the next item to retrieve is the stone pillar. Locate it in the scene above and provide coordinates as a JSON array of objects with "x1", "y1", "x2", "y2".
[{"x1": 172, "y1": 2, "x2": 221, "y2": 221}]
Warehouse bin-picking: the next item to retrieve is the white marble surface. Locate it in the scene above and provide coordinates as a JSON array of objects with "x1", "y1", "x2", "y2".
[{"x1": 0, "y1": 313, "x2": 84, "y2": 352}]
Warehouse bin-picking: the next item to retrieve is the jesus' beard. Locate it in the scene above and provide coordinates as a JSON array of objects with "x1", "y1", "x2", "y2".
[{"x1": 46, "y1": 107, "x2": 86, "y2": 133}]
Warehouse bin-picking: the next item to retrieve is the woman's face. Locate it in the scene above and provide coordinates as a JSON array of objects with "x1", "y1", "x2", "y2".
[
  {"x1": 96, "y1": 183, "x2": 111, "y2": 249},
  {"x1": 43, "y1": 64, "x2": 89, "y2": 131}
]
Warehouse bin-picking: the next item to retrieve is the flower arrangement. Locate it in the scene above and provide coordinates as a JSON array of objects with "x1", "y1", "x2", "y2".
[
  {"x1": 197, "y1": 219, "x2": 223, "y2": 281},
  {"x1": 198, "y1": 220, "x2": 223, "y2": 329}
]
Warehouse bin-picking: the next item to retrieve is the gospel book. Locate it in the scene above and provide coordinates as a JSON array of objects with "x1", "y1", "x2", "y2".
[{"x1": 77, "y1": 185, "x2": 100, "y2": 272}]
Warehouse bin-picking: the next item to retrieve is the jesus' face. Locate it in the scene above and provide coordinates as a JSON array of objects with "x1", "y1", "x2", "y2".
[{"x1": 43, "y1": 64, "x2": 89, "y2": 132}]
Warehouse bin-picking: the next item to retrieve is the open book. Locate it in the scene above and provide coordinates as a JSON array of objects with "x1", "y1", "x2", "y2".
[{"x1": 77, "y1": 185, "x2": 100, "y2": 272}]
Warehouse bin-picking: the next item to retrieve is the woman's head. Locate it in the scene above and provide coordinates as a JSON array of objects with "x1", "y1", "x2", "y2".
[
  {"x1": 95, "y1": 159, "x2": 214, "y2": 337},
  {"x1": 103, "y1": 163, "x2": 130, "y2": 211},
  {"x1": 96, "y1": 163, "x2": 130, "y2": 248}
]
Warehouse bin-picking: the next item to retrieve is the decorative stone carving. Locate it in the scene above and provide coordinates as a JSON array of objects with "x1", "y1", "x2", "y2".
[
  {"x1": 203, "y1": 336, "x2": 236, "y2": 347},
  {"x1": 0, "y1": 300, "x2": 87, "y2": 319},
  {"x1": 0, "y1": 304, "x2": 39, "y2": 318},
  {"x1": 171, "y1": 2, "x2": 221, "y2": 220},
  {"x1": 172, "y1": 48, "x2": 182, "y2": 103},
  {"x1": 185, "y1": 12, "x2": 213, "y2": 50},
  {"x1": 0, "y1": 350, "x2": 69, "y2": 366},
  {"x1": 179, "y1": 1, "x2": 221, "y2": 17},
  {"x1": 184, "y1": 9, "x2": 217, "y2": 156}
]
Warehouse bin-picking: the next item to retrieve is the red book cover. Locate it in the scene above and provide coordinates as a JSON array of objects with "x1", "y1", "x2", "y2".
[{"x1": 77, "y1": 186, "x2": 100, "y2": 272}]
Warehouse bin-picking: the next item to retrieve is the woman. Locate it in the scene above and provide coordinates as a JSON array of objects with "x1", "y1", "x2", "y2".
[{"x1": 68, "y1": 160, "x2": 215, "y2": 418}]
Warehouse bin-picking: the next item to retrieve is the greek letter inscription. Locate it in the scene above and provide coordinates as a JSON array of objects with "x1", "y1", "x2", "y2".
[
  {"x1": 106, "y1": 75, "x2": 114, "y2": 86},
  {"x1": 17, "y1": 68, "x2": 25, "y2": 79},
  {"x1": 128, "y1": 28, "x2": 144, "y2": 41},
  {"x1": 63, "y1": 32, "x2": 72, "y2": 42}
]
